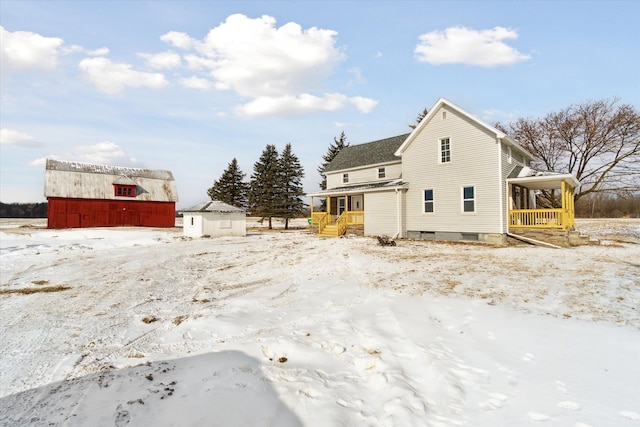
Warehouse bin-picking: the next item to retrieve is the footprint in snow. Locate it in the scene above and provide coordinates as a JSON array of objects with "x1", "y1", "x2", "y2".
[
  {"x1": 114, "y1": 406, "x2": 130, "y2": 426},
  {"x1": 522, "y1": 353, "x2": 535, "y2": 362},
  {"x1": 620, "y1": 411, "x2": 640, "y2": 420},
  {"x1": 557, "y1": 400, "x2": 581, "y2": 411},
  {"x1": 527, "y1": 411, "x2": 550, "y2": 421}
]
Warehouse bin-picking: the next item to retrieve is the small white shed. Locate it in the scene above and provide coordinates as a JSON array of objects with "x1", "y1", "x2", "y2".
[{"x1": 182, "y1": 201, "x2": 246, "y2": 238}]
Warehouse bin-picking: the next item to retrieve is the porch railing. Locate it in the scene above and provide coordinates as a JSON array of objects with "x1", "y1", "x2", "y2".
[
  {"x1": 345, "y1": 211, "x2": 364, "y2": 224},
  {"x1": 336, "y1": 211, "x2": 347, "y2": 236},
  {"x1": 311, "y1": 212, "x2": 327, "y2": 225},
  {"x1": 509, "y1": 209, "x2": 566, "y2": 229}
]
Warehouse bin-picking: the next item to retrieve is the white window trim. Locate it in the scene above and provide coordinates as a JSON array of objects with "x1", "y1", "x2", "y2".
[
  {"x1": 378, "y1": 167, "x2": 386, "y2": 179},
  {"x1": 462, "y1": 185, "x2": 476, "y2": 213},
  {"x1": 439, "y1": 136, "x2": 451, "y2": 164},
  {"x1": 423, "y1": 188, "x2": 434, "y2": 214},
  {"x1": 507, "y1": 146, "x2": 512, "y2": 164},
  {"x1": 342, "y1": 173, "x2": 349, "y2": 183}
]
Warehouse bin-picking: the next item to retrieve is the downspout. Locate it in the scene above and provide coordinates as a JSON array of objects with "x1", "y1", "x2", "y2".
[
  {"x1": 394, "y1": 188, "x2": 401, "y2": 239},
  {"x1": 497, "y1": 138, "x2": 505, "y2": 235}
]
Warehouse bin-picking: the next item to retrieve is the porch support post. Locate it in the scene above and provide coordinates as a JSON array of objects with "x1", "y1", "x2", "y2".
[
  {"x1": 327, "y1": 196, "x2": 331, "y2": 215},
  {"x1": 310, "y1": 196, "x2": 314, "y2": 216}
]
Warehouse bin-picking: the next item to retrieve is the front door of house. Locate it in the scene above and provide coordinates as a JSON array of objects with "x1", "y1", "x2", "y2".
[
  {"x1": 338, "y1": 197, "x2": 346, "y2": 215},
  {"x1": 350, "y1": 195, "x2": 363, "y2": 211}
]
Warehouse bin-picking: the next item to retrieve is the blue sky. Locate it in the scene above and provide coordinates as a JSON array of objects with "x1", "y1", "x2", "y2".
[{"x1": 1, "y1": 0, "x2": 638, "y2": 208}]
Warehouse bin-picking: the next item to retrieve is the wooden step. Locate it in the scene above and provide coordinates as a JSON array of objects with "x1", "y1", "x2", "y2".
[{"x1": 319, "y1": 224, "x2": 340, "y2": 237}]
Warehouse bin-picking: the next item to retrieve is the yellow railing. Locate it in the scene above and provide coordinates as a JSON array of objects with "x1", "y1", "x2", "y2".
[
  {"x1": 509, "y1": 209, "x2": 566, "y2": 229},
  {"x1": 336, "y1": 211, "x2": 347, "y2": 236},
  {"x1": 345, "y1": 210, "x2": 364, "y2": 224},
  {"x1": 311, "y1": 212, "x2": 327, "y2": 225},
  {"x1": 318, "y1": 212, "x2": 330, "y2": 234}
]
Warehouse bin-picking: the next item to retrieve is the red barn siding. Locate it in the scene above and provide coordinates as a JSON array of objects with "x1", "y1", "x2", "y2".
[{"x1": 47, "y1": 198, "x2": 175, "y2": 229}]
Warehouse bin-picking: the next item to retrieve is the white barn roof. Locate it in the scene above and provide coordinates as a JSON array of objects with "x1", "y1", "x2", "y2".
[
  {"x1": 182, "y1": 201, "x2": 245, "y2": 213},
  {"x1": 44, "y1": 159, "x2": 178, "y2": 202}
]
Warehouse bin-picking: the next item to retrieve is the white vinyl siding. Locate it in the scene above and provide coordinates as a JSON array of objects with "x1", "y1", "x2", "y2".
[
  {"x1": 324, "y1": 162, "x2": 402, "y2": 189},
  {"x1": 364, "y1": 191, "x2": 399, "y2": 236},
  {"x1": 402, "y1": 105, "x2": 502, "y2": 233}
]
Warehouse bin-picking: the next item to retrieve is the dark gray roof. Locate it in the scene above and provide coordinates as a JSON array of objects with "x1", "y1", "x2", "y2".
[
  {"x1": 323, "y1": 134, "x2": 409, "y2": 173},
  {"x1": 182, "y1": 201, "x2": 245, "y2": 213}
]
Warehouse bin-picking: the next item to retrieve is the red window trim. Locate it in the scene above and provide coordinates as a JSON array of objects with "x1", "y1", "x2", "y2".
[{"x1": 114, "y1": 184, "x2": 136, "y2": 197}]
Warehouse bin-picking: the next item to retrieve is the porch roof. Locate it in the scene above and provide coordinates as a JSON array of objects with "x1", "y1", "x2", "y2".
[
  {"x1": 307, "y1": 179, "x2": 408, "y2": 197},
  {"x1": 507, "y1": 171, "x2": 580, "y2": 190}
]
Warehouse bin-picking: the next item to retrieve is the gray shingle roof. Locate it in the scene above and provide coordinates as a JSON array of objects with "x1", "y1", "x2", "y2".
[{"x1": 323, "y1": 134, "x2": 409, "y2": 173}]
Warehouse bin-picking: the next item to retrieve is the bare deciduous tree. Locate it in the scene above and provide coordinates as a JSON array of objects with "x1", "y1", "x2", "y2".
[{"x1": 498, "y1": 98, "x2": 640, "y2": 201}]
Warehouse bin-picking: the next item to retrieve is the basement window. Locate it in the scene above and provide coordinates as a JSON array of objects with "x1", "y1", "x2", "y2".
[{"x1": 114, "y1": 184, "x2": 136, "y2": 197}]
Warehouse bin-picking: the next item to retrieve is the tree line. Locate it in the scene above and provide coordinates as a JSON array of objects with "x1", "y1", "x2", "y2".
[{"x1": 0, "y1": 202, "x2": 48, "y2": 218}]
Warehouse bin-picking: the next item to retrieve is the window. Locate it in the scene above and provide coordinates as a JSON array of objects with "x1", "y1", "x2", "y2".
[
  {"x1": 463, "y1": 186, "x2": 475, "y2": 212},
  {"x1": 343, "y1": 173, "x2": 349, "y2": 183},
  {"x1": 440, "y1": 138, "x2": 451, "y2": 163},
  {"x1": 507, "y1": 146, "x2": 512, "y2": 164},
  {"x1": 423, "y1": 189, "x2": 434, "y2": 213},
  {"x1": 378, "y1": 167, "x2": 386, "y2": 179},
  {"x1": 114, "y1": 184, "x2": 136, "y2": 197}
]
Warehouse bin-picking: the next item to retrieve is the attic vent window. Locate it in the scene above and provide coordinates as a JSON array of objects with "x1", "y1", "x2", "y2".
[
  {"x1": 442, "y1": 111, "x2": 447, "y2": 119},
  {"x1": 114, "y1": 184, "x2": 136, "y2": 197}
]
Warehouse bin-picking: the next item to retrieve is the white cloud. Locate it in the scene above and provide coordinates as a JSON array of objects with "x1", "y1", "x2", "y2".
[
  {"x1": 235, "y1": 93, "x2": 348, "y2": 116},
  {"x1": 161, "y1": 31, "x2": 197, "y2": 50},
  {"x1": 179, "y1": 76, "x2": 214, "y2": 90},
  {"x1": 415, "y1": 26, "x2": 531, "y2": 66},
  {"x1": 0, "y1": 128, "x2": 41, "y2": 146},
  {"x1": 138, "y1": 51, "x2": 181, "y2": 69},
  {"x1": 31, "y1": 141, "x2": 137, "y2": 167},
  {"x1": 349, "y1": 96, "x2": 378, "y2": 113},
  {"x1": 347, "y1": 67, "x2": 366, "y2": 86},
  {"x1": 78, "y1": 57, "x2": 168, "y2": 94},
  {"x1": 62, "y1": 45, "x2": 109, "y2": 56},
  {"x1": 160, "y1": 14, "x2": 357, "y2": 116},
  {"x1": 0, "y1": 25, "x2": 63, "y2": 70},
  {"x1": 88, "y1": 47, "x2": 110, "y2": 56}
]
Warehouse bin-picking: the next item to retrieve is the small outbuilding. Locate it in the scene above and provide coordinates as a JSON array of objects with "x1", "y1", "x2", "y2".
[{"x1": 182, "y1": 201, "x2": 246, "y2": 238}]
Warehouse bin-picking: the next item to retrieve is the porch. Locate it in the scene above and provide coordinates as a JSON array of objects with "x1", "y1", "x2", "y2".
[
  {"x1": 309, "y1": 194, "x2": 365, "y2": 237},
  {"x1": 507, "y1": 174, "x2": 578, "y2": 231},
  {"x1": 506, "y1": 173, "x2": 586, "y2": 247}
]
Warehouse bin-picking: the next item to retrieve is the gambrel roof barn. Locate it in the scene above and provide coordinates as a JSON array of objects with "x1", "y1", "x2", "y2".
[{"x1": 45, "y1": 159, "x2": 178, "y2": 229}]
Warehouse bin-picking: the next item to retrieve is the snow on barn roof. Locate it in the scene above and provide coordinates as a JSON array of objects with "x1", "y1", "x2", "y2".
[
  {"x1": 46, "y1": 159, "x2": 174, "y2": 180},
  {"x1": 182, "y1": 201, "x2": 246, "y2": 213}
]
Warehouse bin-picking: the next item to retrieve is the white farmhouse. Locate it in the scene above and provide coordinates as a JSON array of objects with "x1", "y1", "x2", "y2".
[
  {"x1": 182, "y1": 201, "x2": 246, "y2": 238},
  {"x1": 308, "y1": 98, "x2": 580, "y2": 246}
]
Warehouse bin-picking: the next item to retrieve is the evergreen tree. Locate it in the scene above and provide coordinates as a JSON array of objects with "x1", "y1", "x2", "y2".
[
  {"x1": 277, "y1": 143, "x2": 306, "y2": 230},
  {"x1": 317, "y1": 132, "x2": 349, "y2": 211},
  {"x1": 249, "y1": 144, "x2": 281, "y2": 229},
  {"x1": 207, "y1": 158, "x2": 249, "y2": 208},
  {"x1": 409, "y1": 108, "x2": 429, "y2": 129}
]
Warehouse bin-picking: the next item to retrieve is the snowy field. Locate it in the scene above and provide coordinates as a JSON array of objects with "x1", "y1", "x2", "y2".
[{"x1": 1, "y1": 218, "x2": 638, "y2": 426}]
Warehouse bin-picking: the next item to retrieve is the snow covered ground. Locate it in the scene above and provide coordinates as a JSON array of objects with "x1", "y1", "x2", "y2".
[{"x1": 1, "y1": 218, "x2": 638, "y2": 426}]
